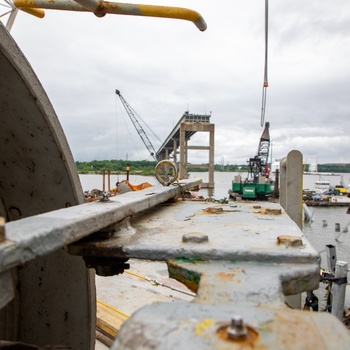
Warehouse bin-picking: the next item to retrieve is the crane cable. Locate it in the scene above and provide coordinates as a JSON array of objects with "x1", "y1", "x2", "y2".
[
  {"x1": 261, "y1": 0, "x2": 269, "y2": 127},
  {"x1": 125, "y1": 270, "x2": 196, "y2": 297}
]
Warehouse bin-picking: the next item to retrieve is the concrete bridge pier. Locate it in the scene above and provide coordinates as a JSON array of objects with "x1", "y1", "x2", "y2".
[
  {"x1": 178, "y1": 120, "x2": 215, "y2": 188},
  {"x1": 156, "y1": 112, "x2": 215, "y2": 188}
]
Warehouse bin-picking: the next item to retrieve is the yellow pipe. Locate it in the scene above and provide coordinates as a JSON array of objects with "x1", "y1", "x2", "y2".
[
  {"x1": 18, "y1": 7, "x2": 45, "y2": 18},
  {"x1": 104, "y1": 3, "x2": 207, "y2": 31},
  {"x1": 13, "y1": 0, "x2": 207, "y2": 31},
  {"x1": 14, "y1": 0, "x2": 86, "y2": 11}
]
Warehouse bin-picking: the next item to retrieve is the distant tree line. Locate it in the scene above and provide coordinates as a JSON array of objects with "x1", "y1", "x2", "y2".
[
  {"x1": 317, "y1": 164, "x2": 350, "y2": 173},
  {"x1": 76, "y1": 160, "x2": 157, "y2": 176},
  {"x1": 75, "y1": 160, "x2": 249, "y2": 175},
  {"x1": 75, "y1": 160, "x2": 350, "y2": 175}
]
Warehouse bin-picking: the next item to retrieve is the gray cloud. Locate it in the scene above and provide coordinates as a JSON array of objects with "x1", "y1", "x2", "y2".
[{"x1": 5, "y1": 0, "x2": 350, "y2": 165}]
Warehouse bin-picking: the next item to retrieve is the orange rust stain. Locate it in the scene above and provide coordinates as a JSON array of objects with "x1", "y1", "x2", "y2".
[
  {"x1": 197, "y1": 206, "x2": 232, "y2": 215},
  {"x1": 217, "y1": 325, "x2": 260, "y2": 348},
  {"x1": 277, "y1": 235, "x2": 303, "y2": 247},
  {"x1": 217, "y1": 272, "x2": 236, "y2": 281},
  {"x1": 273, "y1": 309, "x2": 324, "y2": 349}
]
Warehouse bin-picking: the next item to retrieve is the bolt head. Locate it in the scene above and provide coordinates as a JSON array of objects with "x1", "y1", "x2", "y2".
[
  {"x1": 182, "y1": 232, "x2": 209, "y2": 243},
  {"x1": 227, "y1": 315, "x2": 248, "y2": 341}
]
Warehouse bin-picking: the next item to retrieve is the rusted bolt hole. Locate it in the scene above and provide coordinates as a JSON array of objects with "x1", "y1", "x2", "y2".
[{"x1": 217, "y1": 324, "x2": 258, "y2": 344}]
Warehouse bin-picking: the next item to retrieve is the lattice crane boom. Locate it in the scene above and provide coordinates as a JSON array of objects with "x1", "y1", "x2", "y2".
[
  {"x1": 115, "y1": 89, "x2": 158, "y2": 161},
  {"x1": 258, "y1": 121, "x2": 270, "y2": 167}
]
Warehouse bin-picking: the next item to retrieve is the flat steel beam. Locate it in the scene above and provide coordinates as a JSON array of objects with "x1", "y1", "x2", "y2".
[{"x1": 0, "y1": 179, "x2": 201, "y2": 274}]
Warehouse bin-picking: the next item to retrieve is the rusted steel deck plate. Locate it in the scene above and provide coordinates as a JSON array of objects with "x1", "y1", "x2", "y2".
[
  {"x1": 112, "y1": 300, "x2": 350, "y2": 350},
  {"x1": 70, "y1": 200, "x2": 319, "y2": 265},
  {"x1": 102, "y1": 200, "x2": 350, "y2": 350},
  {"x1": 0, "y1": 179, "x2": 201, "y2": 273}
]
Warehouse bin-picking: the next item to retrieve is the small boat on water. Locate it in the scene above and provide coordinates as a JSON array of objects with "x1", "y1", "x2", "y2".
[
  {"x1": 303, "y1": 179, "x2": 350, "y2": 206},
  {"x1": 315, "y1": 180, "x2": 331, "y2": 194}
]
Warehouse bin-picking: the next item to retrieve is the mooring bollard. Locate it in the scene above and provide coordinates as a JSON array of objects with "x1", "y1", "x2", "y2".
[{"x1": 331, "y1": 261, "x2": 348, "y2": 320}]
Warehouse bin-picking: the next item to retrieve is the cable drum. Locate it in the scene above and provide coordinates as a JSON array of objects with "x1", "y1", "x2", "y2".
[{"x1": 154, "y1": 160, "x2": 178, "y2": 186}]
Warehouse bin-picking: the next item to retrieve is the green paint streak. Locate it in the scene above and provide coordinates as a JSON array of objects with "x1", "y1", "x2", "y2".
[
  {"x1": 172, "y1": 256, "x2": 206, "y2": 264},
  {"x1": 168, "y1": 264, "x2": 202, "y2": 293}
]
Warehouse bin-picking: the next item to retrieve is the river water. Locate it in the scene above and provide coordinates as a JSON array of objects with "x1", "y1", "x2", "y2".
[{"x1": 79, "y1": 171, "x2": 350, "y2": 269}]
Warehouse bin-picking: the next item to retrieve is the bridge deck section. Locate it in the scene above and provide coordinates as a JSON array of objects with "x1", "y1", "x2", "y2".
[{"x1": 156, "y1": 112, "x2": 211, "y2": 160}]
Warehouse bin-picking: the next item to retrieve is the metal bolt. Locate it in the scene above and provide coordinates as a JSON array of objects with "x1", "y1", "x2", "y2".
[
  {"x1": 227, "y1": 315, "x2": 248, "y2": 341},
  {"x1": 182, "y1": 232, "x2": 209, "y2": 243},
  {"x1": 99, "y1": 192, "x2": 110, "y2": 202}
]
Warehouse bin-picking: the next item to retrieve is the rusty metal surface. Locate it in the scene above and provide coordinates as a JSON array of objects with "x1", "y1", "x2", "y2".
[
  {"x1": 69, "y1": 200, "x2": 319, "y2": 266},
  {"x1": 0, "y1": 179, "x2": 202, "y2": 275},
  {"x1": 112, "y1": 302, "x2": 350, "y2": 350},
  {"x1": 68, "y1": 198, "x2": 350, "y2": 349},
  {"x1": 167, "y1": 259, "x2": 319, "y2": 302},
  {"x1": 13, "y1": 0, "x2": 207, "y2": 31}
]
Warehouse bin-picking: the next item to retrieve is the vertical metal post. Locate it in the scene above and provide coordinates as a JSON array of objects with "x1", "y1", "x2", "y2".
[
  {"x1": 184, "y1": 139, "x2": 188, "y2": 174},
  {"x1": 273, "y1": 169, "x2": 279, "y2": 198},
  {"x1": 279, "y1": 150, "x2": 303, "y2": 310},
  {"x1": 331, "y1": 261, "x2": 348, "y2": 320},
  {"x1": 179, "y1": 124, "x2": 187, "y2": 179},
  {"x1": 102, "y1": 169, "x2": 106, "y2": 192},
  {"x1": 279, "y1": 161, "x2": 286, "y2": 211},
  {"x1": 208, "y1": 124, "x2": 215, "y2": 187},
  {"x1": 280, "y1": 150, "x2": 303, "y2": 229},
  {"x1": 326, "y1": 245, "x2": 337, "y2": 273},
  {"x1": 126, "y1": 164, "x2": 130, "y2": 181}
]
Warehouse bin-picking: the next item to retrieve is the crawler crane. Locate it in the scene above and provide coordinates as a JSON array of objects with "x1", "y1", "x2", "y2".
[{"x1": 230, "y1": 122, "x2": 274, "y2": 199}]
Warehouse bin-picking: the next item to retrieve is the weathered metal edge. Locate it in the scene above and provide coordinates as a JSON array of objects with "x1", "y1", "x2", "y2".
[{"x1": 0, "y1": 179, "x2": 202, "y2": 272}]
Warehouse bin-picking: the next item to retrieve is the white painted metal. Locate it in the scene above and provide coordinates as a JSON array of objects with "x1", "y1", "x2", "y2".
[
  {"x1": 1, "y1": 179, "x2": 202, "y2": 275},
  {"x1": 331, "y1": 261, "x2": 349, "y2": 320},
  {"x1": 0, "y1": 0, "x2": 18, "y2": 31},
  {"x1": 280, "y1": 150, "x2": 303, "y2": 229}
]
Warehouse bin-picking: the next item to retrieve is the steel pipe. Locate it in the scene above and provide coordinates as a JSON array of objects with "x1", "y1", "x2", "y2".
[
  {"x1": 13, "y1": 0, "x2": 207, "y2": 31},
  {"x1": 18, "y1": 6, "x2": 45, "y2": 18}
]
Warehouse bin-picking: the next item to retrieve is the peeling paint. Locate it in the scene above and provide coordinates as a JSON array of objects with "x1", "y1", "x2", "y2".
[{"x1": 196, "y1": 319, "x2": 214, "y2": 336}]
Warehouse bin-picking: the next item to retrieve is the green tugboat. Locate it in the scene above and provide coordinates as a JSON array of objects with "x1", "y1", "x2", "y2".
[{"x1": 230, "y1": 122, "x2": 275, "y2": 200}]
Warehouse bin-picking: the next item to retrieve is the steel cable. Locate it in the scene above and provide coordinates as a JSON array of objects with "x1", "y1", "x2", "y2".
[{"x1": 261, "y1": 0, "x2": 269, "y2": 127}]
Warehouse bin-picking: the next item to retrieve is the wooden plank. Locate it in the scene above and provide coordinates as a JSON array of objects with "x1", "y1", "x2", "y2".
[
  {"x1": 96, "y1": 300, "x2": 129, "y2": 341},
  {"x1": 96, "y1": 330, "x2": 114, "y2": 347}
]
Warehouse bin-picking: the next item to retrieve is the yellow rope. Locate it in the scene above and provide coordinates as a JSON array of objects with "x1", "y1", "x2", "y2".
[
  {"x1": 125, "y1": 270, "x2": 148, "y2": 280},
  {"x1": 125, "y1": 270, "x2": 196, "y2": 297},
  {"x1": 97, "y1": 299, "x2": 130, "y2": 319}
]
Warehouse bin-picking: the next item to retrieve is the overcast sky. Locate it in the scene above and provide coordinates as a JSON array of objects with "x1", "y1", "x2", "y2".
[{"x1": 4, "y1": 0, "x2": 350, "y2": 165}]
